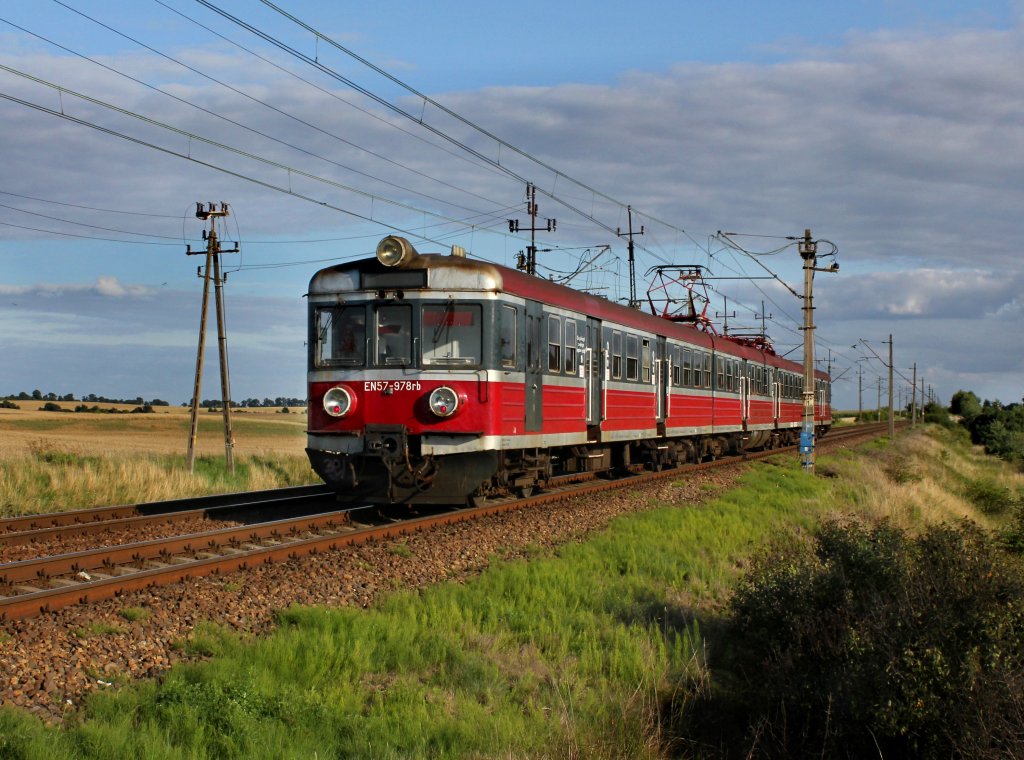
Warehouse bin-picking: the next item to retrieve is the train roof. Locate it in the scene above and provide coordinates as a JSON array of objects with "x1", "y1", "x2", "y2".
[{"x1": 308, "y1": 250, "x2": 830, "y2": 381}]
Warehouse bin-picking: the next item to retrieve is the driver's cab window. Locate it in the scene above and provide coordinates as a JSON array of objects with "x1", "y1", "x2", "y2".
[{"x1": 374, "y1": 305, "x2": 411, "y2": 365}]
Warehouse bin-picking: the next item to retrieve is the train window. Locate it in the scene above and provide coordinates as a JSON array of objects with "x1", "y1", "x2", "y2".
[
  {"x1": 672, "y1": 347, "x2": 682, "y2": 386},
  {"x1": 612, "y1": 331, "x2": 622, "y2": 379},
  {"x1": 314, "y1": 305, "x2": 366, "y2": 367},
  {"x1": 626, "y1": 335, "x2": 639, "y2": 380},
  {"x1": 500, "y1": 305, "x2": 517, "y2": 368},
  {"x1": 548, "y1": 316, "x2": 561, "y2": 373},
  {"x1": 703, "y1": 353, "x2": 712, "y2": 388},
  {"x1": 682, "y1": 349, "x2": 691, "y2": 387},
  {"x1": 421, "y1": 302, "x2": 482, "y2": 367},
  {"x1": 374, "y1": 304, "x2": 412, "y2": 365},
  {"x1": 564, "y1": 320, "x2": 577, "y2": 374},
  {"x1": 642, "y1": 339, "x2": 651, "y2": 382},
  {"x1": 716, "y1": 357, "x2": 725, "y2": 391}
]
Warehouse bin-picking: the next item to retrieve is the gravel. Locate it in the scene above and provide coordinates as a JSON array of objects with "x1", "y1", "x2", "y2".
[{"x1": 2, "y1": 434, "x2": 865, "y2": 723}]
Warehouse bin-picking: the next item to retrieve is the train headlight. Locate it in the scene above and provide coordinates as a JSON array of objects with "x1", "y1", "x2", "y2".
[
  {"x1": 376, "y1": 235, "x2": 417, "y2": 267},
  {"x1": 323, "y1": 386, "x2": 355, "y2": 418},
  {"x1": 428, "y1": 386, "x2": 459, "y2": 418}
]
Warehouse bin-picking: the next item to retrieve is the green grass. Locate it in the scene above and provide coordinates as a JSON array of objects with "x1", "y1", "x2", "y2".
[{"x1": 0, "y1": 454, "x2": 839, "y2": 759}]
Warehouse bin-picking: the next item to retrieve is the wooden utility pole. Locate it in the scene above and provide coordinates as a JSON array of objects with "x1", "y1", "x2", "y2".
[{"x1": 186, "y1": 202, "x2": 239, "y2": 473}]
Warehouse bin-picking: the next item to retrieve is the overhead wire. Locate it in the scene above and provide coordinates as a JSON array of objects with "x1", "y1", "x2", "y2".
[
  {"x1": 33, "y1": 5, "x2": 508, "y2": 219},
  {"x1": 0, "y1": 63, "x2": 496, "y2": 239}
]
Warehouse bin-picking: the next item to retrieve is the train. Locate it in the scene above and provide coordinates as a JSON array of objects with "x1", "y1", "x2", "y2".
[{"x1": 305, "y1": 235, "x2": 831, "y2": 506}]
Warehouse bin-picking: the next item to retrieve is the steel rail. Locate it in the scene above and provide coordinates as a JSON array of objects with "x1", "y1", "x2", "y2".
[
  {"x1": 0, "y1": 484, "x2": 336, "y2": 546},
  {"x1": 0, "y1": 508, "x2": 367, "y2": 586},
  {"x1": 0, "y1": 422, "x2": 895, "y2": 621}
]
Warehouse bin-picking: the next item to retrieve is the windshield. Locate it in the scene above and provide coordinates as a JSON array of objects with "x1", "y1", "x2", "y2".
[
  {"x1": 422, "y1": 302, "x2": 482, "y2": 366},
  {"x1": 315, "y1": 306, "x2": 366, "y2": 367},
  {"x1": 375, "y1": 304, "x2": 412, "y2": 365}
]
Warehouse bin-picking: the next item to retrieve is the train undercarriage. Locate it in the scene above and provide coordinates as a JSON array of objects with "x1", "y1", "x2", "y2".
[{"x1": 307, "y1": 425, "x2": 830, "y2": 507}]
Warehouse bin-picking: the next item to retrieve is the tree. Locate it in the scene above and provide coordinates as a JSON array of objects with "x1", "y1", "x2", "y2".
[{"x1": 950, "y1": 389, "x2": 982, "y2": 419}]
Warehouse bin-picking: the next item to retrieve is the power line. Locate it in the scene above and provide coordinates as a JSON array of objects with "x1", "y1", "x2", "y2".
[
  {"x1": 0, "y1": 189, "x2": 180, "y2": 218},
  {"x1": 197, "y1": 0, "x2": 697, "y2": 261},
  {"x1": 19, "y1": 7, "x2": 506, "y2": 219},
  {"x1": 0, "y1": 64, "x2": 490, "y2": 235}
]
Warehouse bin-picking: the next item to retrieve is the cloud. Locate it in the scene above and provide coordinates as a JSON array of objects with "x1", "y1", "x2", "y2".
[
  {"x1": 816, "y1": 268, "x2": 1023, "y2": 320},
  {"x1": 0, "y1": 277, "x2": 154, "y2": 299}
]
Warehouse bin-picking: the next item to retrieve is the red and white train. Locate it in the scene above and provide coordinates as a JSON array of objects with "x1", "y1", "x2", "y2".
[{"x1": 306, "y1": 236, "x2": 831, "y2": 505}]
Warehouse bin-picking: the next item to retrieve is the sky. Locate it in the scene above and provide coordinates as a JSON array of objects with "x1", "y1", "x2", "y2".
[{"x1": 0, "y1": 0, "x2": 1022, "y2": 409}]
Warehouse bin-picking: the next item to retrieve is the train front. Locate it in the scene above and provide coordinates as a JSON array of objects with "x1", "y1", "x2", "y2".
[{"x1": 306, "y1": 236, "x2": 501, "y2": 506}]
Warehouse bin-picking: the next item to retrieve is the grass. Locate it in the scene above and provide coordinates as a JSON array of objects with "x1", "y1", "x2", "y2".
[
  {"x1": 1, "y1": 424, "x2": 1020, "y2": 758},
  {"x1": 0, "y1": 407, "x2": 317, "y2": 516}
]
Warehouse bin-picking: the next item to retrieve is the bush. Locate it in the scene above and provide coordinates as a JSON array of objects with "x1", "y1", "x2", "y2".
[
  {"x1": 39, "y1": 402, "x2": 64, "y2": 412},
  {"x1": 0, "y1": 399, "x2": 19, "y2": 409},
  {"x1": 963, "y1": 477, "x2": 1018, "y2": 516},
  {"x1": 693, "y1": 518, "x2": 1024, "y2": 759}
]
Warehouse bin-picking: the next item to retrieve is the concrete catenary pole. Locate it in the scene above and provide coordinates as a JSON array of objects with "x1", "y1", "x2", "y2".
[
  {"x1": 911, "y1": 362, "x2": 917, "y2": 426},
  {"x1": 888, "y1": 334, "x2": 895, "y2": 439},
  {"x1": 799, "y1": 229, "x2": 818, "y2": 474}
]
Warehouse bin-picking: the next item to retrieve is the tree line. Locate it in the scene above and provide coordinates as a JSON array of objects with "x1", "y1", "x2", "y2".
[{"x1": 2, "y1": 391, "x2": 306, "y2": 409}]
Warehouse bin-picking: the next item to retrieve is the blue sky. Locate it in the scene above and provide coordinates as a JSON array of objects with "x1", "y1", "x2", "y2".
[{"x1": 1, "y1": 0, "x2": 1022, "y2": 407}]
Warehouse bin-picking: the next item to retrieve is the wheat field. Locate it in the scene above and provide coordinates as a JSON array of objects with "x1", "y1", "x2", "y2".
[{"x1": 0, "y1": 404, "x2": 317, "y2": 516}]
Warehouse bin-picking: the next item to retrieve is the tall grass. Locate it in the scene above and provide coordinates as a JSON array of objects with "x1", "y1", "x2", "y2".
[{"x1": 0, "y1": 442, "x2": 317, "y2": 516}]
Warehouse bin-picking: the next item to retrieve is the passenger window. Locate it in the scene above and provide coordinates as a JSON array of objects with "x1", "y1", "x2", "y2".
[
  {"x1": 642, "y1": 339, "x2": 651, "y2": 382},
  {"x1": 672, "y1": 347, "x2": 681, "y2": 386},
  {"x1": 548, "y1": 316, "x2": 561, "y2": 372},
  {"x1": 626, "y1": 335, "x2": 639, "y2": 380},
  {"x1": 564, "y1": 320, "x2": 577, "y2": 374},
  {"x1": 682, "y1": 349, "x2": 691, "y2": 387},
  {"x1": 612, "y1": 331, "x2": 622, "y2": 379},
  {"x1": 500, "y1": 305, "x2": 517, "y2": 368},
  {"x1": 703, "y1": 353, "x2": 712, "y2": 388},
  {"x1": 717, "y1": 357, "x2": 725, "y2": 391}
]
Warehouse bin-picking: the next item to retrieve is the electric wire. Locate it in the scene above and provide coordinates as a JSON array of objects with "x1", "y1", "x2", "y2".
[
  {"x1": 0, "y1": 189, "x2": 180, "y2": 218},
  {"x1": 0, "y1": 64, "x2": 489, "y2": 235},
  {"x1": 35, "y1": 5, "x2": 506, "y2": 219}
]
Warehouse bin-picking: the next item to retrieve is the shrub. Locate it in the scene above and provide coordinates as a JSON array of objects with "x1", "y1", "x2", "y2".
[
  {"x1": 963, "y1": 477, "x2": 1018, "y2": 516},
  {"x1": 0, "y1": 399, "x2": 19, "y2": 409},
  {"x1": 39, "y1": 402, "x2": 64, "y2": 412},
  {"x1": 695, "y1": 517, "x2": 1024, "y2": 759}
]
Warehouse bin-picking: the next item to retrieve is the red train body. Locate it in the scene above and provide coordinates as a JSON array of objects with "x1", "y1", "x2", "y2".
[{"x1": 306, "y1": 237, "x2": 831, "y2": 505}]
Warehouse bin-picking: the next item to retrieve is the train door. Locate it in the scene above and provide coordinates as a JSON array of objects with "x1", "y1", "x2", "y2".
[
  {"x1": 771, "y1": 368, "x2": 781, "y2": 423},
  {"x1": 655, "y1": 337, "x2": 668, "y2": 433},
  {"x1": 585, "y1": 318, "x2": 601, "y2": 434},
  {"x1": 737, "y1": 361, "x2": 749, "y2": 431},
  {"x1": 525, "y1": 300, "x2": 543, "y2": 432}
]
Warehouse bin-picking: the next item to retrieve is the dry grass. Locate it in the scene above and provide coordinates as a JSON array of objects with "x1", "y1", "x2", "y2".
[
  {"x1": 0, "y1": 406, "x2": 316, "y2": 516},
  {"x1": 828, "y1": 425, "x2": 1023, "y2": 531}
]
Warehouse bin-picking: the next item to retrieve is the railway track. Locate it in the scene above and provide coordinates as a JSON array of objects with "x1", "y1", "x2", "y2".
[
  {"x1": 0, "y1": 484, "x2": 336, "y2": 546},
  {"x1": 0, "y1": 422, "x2": 896, "y2": 621}
]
